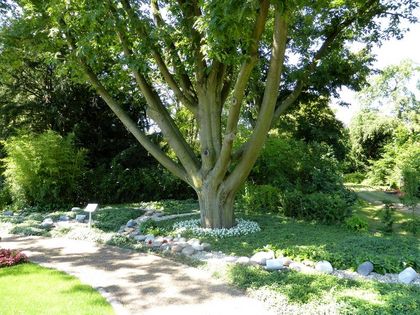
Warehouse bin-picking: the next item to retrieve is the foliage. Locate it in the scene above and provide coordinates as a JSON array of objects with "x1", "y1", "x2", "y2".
[
  {"x1": 343, "y1": 172, "x2": 365, "y2": 184},
  {"x1": 377, "y1": 202, "x2": 396, "y2": 233},
  {"x1": 106, "y1": 234, "x2": 137, "y2": 248},
  {"x1": 228, "y1": 265, "x2": 420, "y2": 314},
  {"x1": 0, "y1": 249, "x2": 28, "y2": 267},
  {"x1": 276, "y1": 99, "x2": 348, "y2": 160},
  {"x1": 2, "y1": 131, "x2": 87, "y2": 208},
  {"x1": 279, "y1": 190, "x2": 352, "y2": 223},
  {"x1": 200, "y1": 213, "x2": 419, "y2": 274},
  {"x1": 344, "y1": 215, "x2": 369, "y2": 232},
  {"x1": 1, "y1": 0, "x2": 417, "y2": 228},
  {"x1": 10, "y1": 220, "x2": 50, "y2": 237},
  {"x1": 0, "y1": 263, "x2": 113, "y2": 315},
  {"x1": 238, "y1": 184, "x2": 280, "y2": 214},
  {"x1": 93, "y1": 206, "x2": 143, "y2": 232},
  {"x1": 400, "y1": 168, "x2": 420, "y2": 235},
  {"x1": 348, "y1": 110, "x2": 399, "y2": 169}
]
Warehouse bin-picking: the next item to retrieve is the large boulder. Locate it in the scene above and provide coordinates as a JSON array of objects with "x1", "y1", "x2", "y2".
[
  {"x1": 250, "y1": 251, "x2": 275, "y2": 265},
  {"x1": 41, "y1": 218, "x2": 54, "y2": 228},
  {"x1": 315, "y1": 261, "x2": 333, "y2": 274},
  {"x1": 398, "y1": 267, "x2": 418, "y2": 284},
  {"x1": 357, "y1": 261, "x2": 374, "y2": 276}
]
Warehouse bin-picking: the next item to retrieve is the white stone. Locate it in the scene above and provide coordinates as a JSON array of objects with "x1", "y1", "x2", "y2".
[
  {"x1": 144, "y1": 235, "x2": 155, "y2": 243},
  {"x1": 192, "y1": 243, "x2": 204, "y2": 251},
  {"x1": 202, "y1": 243, "x2": 211, "y2": 251},
  {"x1": 224, "y1": 256, "x2": 238, "y2": 263},
  {"x1": 315, "y1": 261, "x2": 333, "y2": 274},
  {"x1": 187, "y1": 238, "x2": 200, "y2": 245},
  {"x1": 250, "y1": 251, "x2": 274, "y2": 265},
  {"x1": 279, "y1": 257, "x2": 293, "y2": 267},
  {"x1": 357, "y1": 261, "x2": 374, "y2": 276},
  {"x1": 41, "y1": 218, "x2": 54, "y2": 228},
  {"x1": 152, "y1": 240, "x2": 162, "y2": 247},
  {"x1": 398, "y1": 267, "x2": 418, "y2": 284},
  {"x1": 181, "y1": 245, "x2": 195, "y2": 256},
  {"x1": 171, "y1": 245, "x2": 183, "y2": 253},
  {"x1": 134, "y1": 235, "x2": 146, "y2": 242},
  {"x1": 289, "y1": 262, "x2": 304, "y2": 271},
  {"x1": 265, "y1": 259, "x2": 283, "y2": 270},
  {"x1": 236, "y1": 257, "x2": 251, "y2": 265}
]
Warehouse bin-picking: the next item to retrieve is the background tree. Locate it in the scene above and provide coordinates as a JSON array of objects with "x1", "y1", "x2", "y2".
[{"x1": 2, "y1": 0, "x2": 417, "y2": 228}]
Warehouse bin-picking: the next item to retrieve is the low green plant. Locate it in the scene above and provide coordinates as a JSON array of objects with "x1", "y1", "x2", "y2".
[
  {"x1": 377, "y1": 202, "x2": 396, "y2": 233},
  {"x1": 10, "y1": 220, "x2": 50, "y2": 236},
  {"x1": 400, "y1": 168, "x2": 419, "y2": 235},
  {"x1": 343, "y1": 172, "x2": 366, "y2": 184},
  {"x1": 106, "y1": 234, "x2": 137, "y2": 248},
  {"x1": 344, "y1": 215, "x2": 369, "y2": 232},
  {"x1": 93, "y1": 206, "x2": 143, "y2": 232}
]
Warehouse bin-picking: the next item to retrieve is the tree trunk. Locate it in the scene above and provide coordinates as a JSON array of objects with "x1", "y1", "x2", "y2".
[{"x1": 198, "y1": 184, "x2": 235, "y2": 229}]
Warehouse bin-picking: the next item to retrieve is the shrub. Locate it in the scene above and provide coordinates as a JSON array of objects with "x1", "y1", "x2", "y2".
[
  {"x1": 343, "y1": 172, "x2": 365, "y2": 184},
  {"x1": 0, "y1": 249, "x2": 28, "y2": 267},
  {"x1": 377, "y1": 202, "x2": 396, "y2": 233},
  {"x1": 238, "y1": 184, "x2": 280, "y2": 214},
  {"x1": 2, "y1": 131, "x2": 87, "y2": 209},
  {"x1": 344, "y1": 215, "x2": 369, "y2": 232},
  {"x1": 279, "y1": 190, "x2": 351, "y2": 223}
]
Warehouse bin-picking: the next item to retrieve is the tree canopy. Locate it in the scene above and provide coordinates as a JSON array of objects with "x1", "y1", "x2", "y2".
[{"x1": 1, "y1": 0, "x2": 418, "y2": 228}]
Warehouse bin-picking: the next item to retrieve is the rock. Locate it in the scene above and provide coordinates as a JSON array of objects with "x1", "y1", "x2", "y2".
[
  {"x1": 144, "y1": 235, "x2": 155, "y2": 243},
  {"x1": 130, "y1": 231, "x2": 139, "y2": 237},
  {"x1": 59, "y1": 215, "x2": 70, "y2": 221},
  {"x1": 289, "y1": 262, "x2": 304, "y2": 271},
  {"x1": 145, "y1": 210, "x2": 155, "y2": 216},
  {"x1": 265, "y1": 259, "x2": 283, "y2": 270},
  {"x1": 188, "y1": 238, "x2": 200, "y2": 245},
  {"x1": 134, "y1": 235, "x2": 147, "y2": 242},
  {"x1": 164, "y1": 236, "x2": 173, "y2": 242},
  {"x1": 181, "y1": 245, "x2": 195, "y2": 256},
  {"x1": 71, "y1": 207, "x2": 81, "y2": 212},
  {"x1": 124, "y1": 227, "x2": 135, "y2": 233},
  {"x1": 279, "y1": 257, "x2": 293, "y2": 267},
  {"x1": 202, "y1": 243, "x2": 211, "y2": 251},
  {"x1": 41, "y1": 218, "x2": 54, "y2": 228},
  {"x1": 398, "y1": 267, "x2": 418, "y2": 284},
  {"x1": 161, "y1": 244, "x2": 171, "y2": 251},
  {"x1": 3, "y1": 211, "x2": 14, "y2": 216},
  {"x1": 236, "y1": 257, "x2": 251, "y2": 265},
  {"x1": 315, "y1": 261, "x2": 333, "y2": 274},
  {"x1": 357, "y1": 261, "x2": 374, "y2": 276},
  {"x1": 171, "y1": 245, "x2": 183, "y2": 253},
  {"x1": 176, "y1": 241, "x2": 188, "y2": 248},
  {"x1": 302, "y1": 260, "x2": 315, "y2": 267},
  {"x1": 152, "y1": 240, "x2": 162, "y2": 248},
  {"x1": 192, "y1": 243, "x2": 204, "y2": 251},
  {"x1": 75, "y1": 214, "x2": 86, "y2": 223},
  {"x1": 224, "y1": 256, "x2": 238, "y2": 263},
  {"x1": 178, "y1": 237, "x2": 187, "y2": 243},
  {"x1": 154, "y1": 211, "x2": 164, "y2": 217},
  {"x1": 250, "y1": 251, "x2": 275, "y2": 265},
  {"x1": 126, "y1": 219, "x2": 137, "y2": 228}
]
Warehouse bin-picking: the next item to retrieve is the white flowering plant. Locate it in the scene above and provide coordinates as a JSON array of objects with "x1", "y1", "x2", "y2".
[{"x1": 173, "y1": 218, "x2": 261, "y2": 238}]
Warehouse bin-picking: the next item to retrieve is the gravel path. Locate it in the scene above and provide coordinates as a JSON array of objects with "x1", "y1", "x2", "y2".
[{"x1": 1, "y1": 234, "x2": 275, "y2": 315}]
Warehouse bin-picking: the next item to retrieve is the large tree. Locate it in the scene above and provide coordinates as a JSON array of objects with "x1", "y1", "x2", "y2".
[{"x1": 2, "y1": 0, "x2": 417, "y2": 228}]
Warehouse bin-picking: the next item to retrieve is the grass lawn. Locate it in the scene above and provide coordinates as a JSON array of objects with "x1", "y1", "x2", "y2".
[{"x1": 0, "y1": 263, "x2": 114, "y2": 315}]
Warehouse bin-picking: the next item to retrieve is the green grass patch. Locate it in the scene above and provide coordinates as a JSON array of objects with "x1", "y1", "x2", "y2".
[
  {"x1": 346, "y1": 184, "x2": 403, "y2": 204},
  {"x1": 196, "y1": 213, "x2": 419, "y2": 274},
  {"x1": 0, "y1": 263, "x2": 114, "y2": 315},
  {"x1": 228, "y1": 265, "x2": 420, "y2": 315}
]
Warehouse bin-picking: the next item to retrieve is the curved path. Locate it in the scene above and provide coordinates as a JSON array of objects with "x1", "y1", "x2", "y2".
[{"x1": 1, "y1": 234, "x2": 274, "y2": 315}]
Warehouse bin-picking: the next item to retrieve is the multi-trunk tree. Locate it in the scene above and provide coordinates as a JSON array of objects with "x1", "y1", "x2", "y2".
[{"x1": 2, "y1": 0, "x2": 417, "y2": 228}]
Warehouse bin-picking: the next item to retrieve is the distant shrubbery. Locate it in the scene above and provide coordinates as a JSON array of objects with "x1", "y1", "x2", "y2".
[
  {"x1": 238, "y1": 136, "x2": 355, "y2": 223},
  {"x1": 1, "y1": 131, "x2": 87, "y2": 209}
]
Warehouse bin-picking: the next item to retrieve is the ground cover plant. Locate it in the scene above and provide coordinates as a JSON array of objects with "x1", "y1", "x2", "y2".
[
  {"x1": 228, "y1": 265, "x2": 420, "y2": 315},
  {"x1": 0, "y1": 249, "x2": 27, "y2": 267},
  {"x1": 0, "y1": 263, "x2": 114, "y2": 315}
]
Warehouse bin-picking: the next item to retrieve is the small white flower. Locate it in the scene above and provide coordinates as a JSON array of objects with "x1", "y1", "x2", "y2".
[{"x1": 173, "y1": 218, "x2": 260, "y2": 238}]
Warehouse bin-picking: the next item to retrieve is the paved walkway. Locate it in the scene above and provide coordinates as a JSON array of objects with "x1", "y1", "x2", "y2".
[{"x1": 1, "y1": 234, "x2": 274, "y2": 315}]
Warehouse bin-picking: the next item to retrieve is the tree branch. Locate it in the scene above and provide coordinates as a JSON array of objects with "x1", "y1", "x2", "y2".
[
  {"x1": 225, "y1": 9, "x2": 288, "y2": 192},
  {"x1": 211, "y1": 0, "x2": 270, "y2": 182}
]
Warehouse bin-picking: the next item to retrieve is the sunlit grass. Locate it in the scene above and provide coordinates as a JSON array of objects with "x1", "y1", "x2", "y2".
[{"x1": 0, "y1": 263, "x2": 114, "y2": 315}]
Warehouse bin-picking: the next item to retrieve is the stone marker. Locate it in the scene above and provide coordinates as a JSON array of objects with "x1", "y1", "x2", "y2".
[
  {"x1": 357, "y1": 261, "x2": 374, "y2": 276},
  {"x1": 315, "y1": 261, "x2": 333, "y2": 274},
  {"x1": 398, "y1": 267, "x2": 418, "y2": 284},
  {"x1": 266, "y1": 259, "x2": 283, "y2": 270}
]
